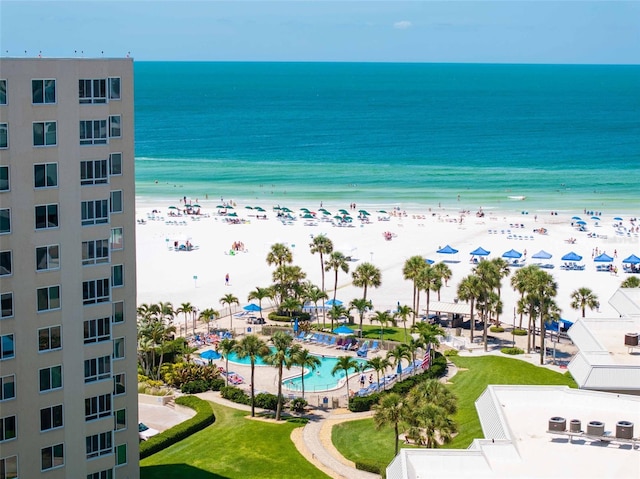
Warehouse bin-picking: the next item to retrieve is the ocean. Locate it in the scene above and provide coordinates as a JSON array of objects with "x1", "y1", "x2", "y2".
[{"x1": 134, "y1": 62, "x2": 640, "y2": 213}]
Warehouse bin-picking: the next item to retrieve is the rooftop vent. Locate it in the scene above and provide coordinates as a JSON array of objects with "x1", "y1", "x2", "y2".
[
  {"x1": 587, "y1": 420, "x2": 605, "y2": 436},
  {"x1": 624, "y1": 333, "x2": 639, "y2": 347},
  {"x1": 616, "y1": 421, "x2": 634, "y2": 440},
  {"x1": 570, "y1": 419, "x2": 582, "y2": 433},
  {"x1": 549, "y1": 417, "x2": 566, "y2": 431}
]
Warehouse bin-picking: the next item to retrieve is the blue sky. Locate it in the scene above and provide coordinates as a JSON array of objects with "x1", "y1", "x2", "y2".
[{"x1": 1, "y1": 1, "x2": 638, "y2": 63}]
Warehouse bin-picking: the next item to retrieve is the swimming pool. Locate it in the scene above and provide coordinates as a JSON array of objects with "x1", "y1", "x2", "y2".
[{"x1": 226, "y1": 349, "x2": 368, "y2": 392}]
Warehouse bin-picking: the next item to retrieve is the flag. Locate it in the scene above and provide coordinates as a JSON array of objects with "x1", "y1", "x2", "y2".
[{"x1": 421, "y1": 343, "x2": 431, "y2": 370}]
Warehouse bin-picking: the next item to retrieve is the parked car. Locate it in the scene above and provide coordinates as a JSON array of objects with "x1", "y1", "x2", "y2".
[
  {"x1": 247, "y1": 316, "x2": 265, "y2": 324},
  {"x1": 138, "y1": 422, "x2": 159, "y2": 441}
]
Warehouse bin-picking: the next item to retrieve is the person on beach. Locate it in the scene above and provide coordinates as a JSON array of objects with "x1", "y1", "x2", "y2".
[{"x1": 225, "y1": 273, "x2": 230, "y2": 286}]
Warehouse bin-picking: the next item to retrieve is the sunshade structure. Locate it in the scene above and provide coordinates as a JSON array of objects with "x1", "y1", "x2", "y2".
[
  {"x1": 622, "y1": 254, "x2": 640, "y2": 264},
  {"x1": 546, "y1": 318, "x2": 574, "y2": 332},
  {"x1": 326, "y1": 299, "x2": 343, "y2": 306},
  {"x1": 358, "y1": 210, "x2": 370, "y2": 215},
  {"x1": 470, "y1": 246, "x2": 490, "y2": 257},
  {"x1": 333, "y1": 325, "x2": 354, "y2": 335},
  {"x1": 302, "y1": 213, "x2": 315, "y2": 219},
  {"x1": 614, "y1": 217, "x2": 623, "y2": 221},
  {"x1": 571, "y1": 216, "x2": 582, "y2": 220},
  {"x1": 593, "y1": 253, "x2": 613, "y2": 263},
  {"x1": 502, "y1": 249, "x2": 522, "y2": 259},
  {"x1": 437, "y1": 245, "x2": 458, "y2": 254},
  {"x1": 377, "y1": 210, "x2": 388, "y2": 214},
  {"x1": 425, "y1": 258, "x2": 435, "y2": 265},
  {"x1": 561, "y1": 251, "x2": 583, "y2": 262},
  {"x1": 575, "y1": 220, "x2": 587, "y2": 225},
  {"x1": 200, "y1": 350, "x2": 221, "y2": 360},
  {"x1": 531, "y1": 250, "x2": 552, "y2": 260},
  {"x1": 243, "y1": 303, "x2": 261, "y2": 312}
]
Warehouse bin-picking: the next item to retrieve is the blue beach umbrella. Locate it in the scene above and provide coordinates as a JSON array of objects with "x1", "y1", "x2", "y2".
[
  {"x1": 614, "y1": 217, "x2": 623, "y2": 221},
  {"x1": 531, "y1": 250, "x2": 552, "y2": 260},
  {"x1": 575, "y1": 220, "x2": 587, "y2": 225},
  {"x1": 594, "y1": 253, "x2": 613, "y2": 263},
  {"x1": 437, "y1": 245, "x2": 458, "y2": 254},
  {"x1": 561, "y1": 252, "x2": 583, "y2": 262},
  {"x1": 502, "y1": 249, "x2": 522, "y2": 259},
  {"x1": 200, "y1": 350, "x2": 221, "y2": 360},
  {"x1": 425, "y1": 258, "x2": 435, "y2": 265},
  {"x1": 622, "y1": 254, "x2": 640, "y2": 265},
  {"x1": 333, "y1": 325, "x2": 354, "y2": 335},
  {"x1": 326, "y1": 299, "x2": 343, "y2": 306},
  {"x1": 243, "y1": 303, "x2": 261, "y2": 312},
  {"x1": 571, "y1": 216, "x2": 582, "y2": 220},
  {"x1": 293, "y1": 317, "x2": 299, "y2": 334},
  {"x1": 470, "y1": 246, "x2": 490, "y2": 256},
  {"x1": 591, "y1": 216, "x2": 600, "y2": 221}
]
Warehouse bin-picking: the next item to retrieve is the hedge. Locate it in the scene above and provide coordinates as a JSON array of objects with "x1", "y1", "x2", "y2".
[
  {"x1": 356, "y1": 460, "x2": 385, "y2": 477},
  {"x1": 267, "y1": 311, "x2": 311, "y2": 322},
  {"x1": 501, "y1": 347, "x2": 524, "y2": 355},
  {"x1": 512, "y1": 328, "x2": 528, "y2": 336},
  {"x1": 139, "y1": 395, "x2": 215, "y2": 459},
  {"x1": 489, "y1": 326, "x2": 505, "y2": 333}
]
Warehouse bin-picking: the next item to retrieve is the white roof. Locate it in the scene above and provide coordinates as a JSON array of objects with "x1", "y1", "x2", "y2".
[
  {"x1": 387, "y1": 386, "x2": 640, "y2": 479},
  {"x1": 427, "y1": 300, "x2": 471, "y2": 316},
  {"x1": 608, "y1": 287, "x2": 640, "y2": 317}
]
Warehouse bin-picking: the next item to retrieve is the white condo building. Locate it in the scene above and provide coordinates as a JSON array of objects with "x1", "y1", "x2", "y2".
[{"x1": 0, "y1": 58, "x2": 139, "y2": 479}]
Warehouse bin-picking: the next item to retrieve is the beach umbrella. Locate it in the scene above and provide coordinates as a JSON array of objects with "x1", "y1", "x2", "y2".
[
  {"x1": 622, "y1": 254, "x2": 640, "y2": 265},
  {"x1": 614, "y1": 217, "x2": 623, "y2": 221},
  {"x1": 470, "y1": 246, "x2": 490, "y2": 256},
  {"x1": 293, "y1": 317, "x2": 299, "y2": 333},
  {"x1": 502, "y1": 249, "x2": 522, "y2": 259},
  {"x1": 245, "y1": 206, "x2": 253, "y2": 209},
  {"x1": 531, "y1": 250, "x2": 553, "y2": 260},
  {"x1": 571, "y1": 216, "x2": 582, "y2": 220},
  {"x1": 300, "y1": 208, "x2": 310, "y2": 212},
  {"x1": 243, "y1": 303, "x2": 261, "y2": 312},
  {"x1": 358, "y1": 210, "x2": 370, "y2": 215},
  {"x1": 333, "y1": 325, "x2": 354, "y2": 335},
  {"x1": 216, "y1": 205, "x2": 227, "y2": 209},
  {"x1": 561, "y1": 251, "x2": 583, "y2": 262},
  {"x1": 281, "y1": 207, "x2": 292, "y2": 213},
  {"x1": 326, "y1": 299, "x2": 343, "y2": 306},
  {"x1": 168, "y1": 206, "x2": 178, "y2": 210},
  {"x1": 302, "y1": 213, "x2": 314, "y2": 219},
  {"x1": 591, "y1": 216, "x2": 600, "y2": 221},
  {"x1": 377, "y1": 210, "x2": 388, "y2": 214},
  {"x1": 319, "y1": 208, "x2": 328, "y2": 212},
  {"x1": 425, "y1": 258, "x2": 435, "y2": 265},
  {"x1": 192, "y1": 204, "x2": 201, "y2": 208},
  {"x1": 594, "y1": 253, "x2": 613, "y2": 263},
  {"x1": 200, "y1": 350, "x2": 221, "y2": 360},
  {"x1": 227, "y1": 212, "x2": 238, "y2": 217},
  {"x1": 397, "y1": 362, "x2": 403, "y2": 374},
  {"x1": 273, "y1": 206, "x2": 281, "y2": 210},
  {"x1": 575, "y1": 220, "x2": 587, "y2": 225},
  {"x1": 225, "y1": 205, "x2": 234, "y2": 210},
  {"x1": 437, "y1": 245, "x2": 458, "y2": 255},
  {"x1": 322, "y1": 210, "x2": 332, "y2": 215},
  {"x1": 255, "y1": 207, "x2": 265, "y2": 212},
  {"x1": 333, "y1": 215, "x2": 344, "y2": 221}
]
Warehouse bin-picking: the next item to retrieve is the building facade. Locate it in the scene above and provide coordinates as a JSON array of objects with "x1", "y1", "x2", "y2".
[{"x1": 0, "y1": 58, "x2": 138, "y2": 479}]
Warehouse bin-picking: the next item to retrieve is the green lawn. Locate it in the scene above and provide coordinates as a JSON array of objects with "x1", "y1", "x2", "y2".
[
  {"x1": 141, "y1": 401, "x2": 330, "y2": 479},
  {"x1": 332, "y1": 355, "x2": 577, "y2": 471}
]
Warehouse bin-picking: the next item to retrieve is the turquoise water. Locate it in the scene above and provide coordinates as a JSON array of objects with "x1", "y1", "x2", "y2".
[
  {"x1": 134, "y1": 62, "x2": 640, "y2": 213},
  {"x1": 226, "y1": 348, "x2": 367, "y2": 391}
]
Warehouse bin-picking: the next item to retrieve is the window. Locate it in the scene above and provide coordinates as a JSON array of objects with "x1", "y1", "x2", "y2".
[
  {"x1": 86, "y1": 431, "x2": 112, "y2": 459},
  {"x1": 41, "y1": 443, "x2": 64, "y2": 471},
  {"x1": 84, "y1": 317, "x2": 110, "y2": 344},
  {"x1": 111, "y1": 265, "x2": 123, "y2": 287},
  {"x1": 37, "y1": 285, "x2": 60, "y2": 312},
  {"x1": 81, "y1": 199, "x2": 109, "y2": 226},
  {"x1": 84, "y1": 355, "x2": 110, "y2": 383},
  {"x1": 0, "y1": 123, "x2": 7, "y2": 149},
  {"x1": 33, "y1": 121, "x2": 57, "y2": 146},
  {"x1": 109, "y1": 116, "x2": 121, "y2": 138},
  {"x1": 0, "y1": 251, "x2": 10, "y2": 276},
  {"x1": 80, "y1": 119, "x2": 107, "y2": 145},
  {"x1": 0, "y1": 209, "x2": 10, "y2": 234},
  {"x1": 34, "y1": 162, "x2": 58, "y2": 188},
  {"x1": 82, "y1": 239, "x2": 109, "y2": 265},
  {"x1": 108, "y1": 77, "x2": 120, "y2": 100},
  {"x1": 0, "y1": 455, "x2": 17, "y2": 479},
  {"x1": 79, "y1": 79, "x2": 106, "y2": 104},
  {"x1": 39, "y1": 365, "x2": 62, "y2": 392},
  {"x1": 110, "y1": 227, "x2": 123, "y2": 250},
  {"x1": 35, "y1": 204, "x2": 59, "y2": 229},
  {"x1": 88, "y1": 469, "x2": 113, "y2": 479},
  {"x1": 113, "y1": 338, "x2": 124, "y2": 360},
  {"x1": 36, "y1": 244, "x2": 60, "y2": 271},
  {"x1": 0, "y1": 166, "x2": 8, "y2": 190},
  {"x1": 110, "y1": 190, "x2": 122, "y2": 213},
  {"x1": 115, "y1": 444, "x2": 127, "y2": 466},
  {"x1": 0, "y1": 335, "x2": 14, "y2": 360},
  {"x1": 113, "y1": 373, "x2": 125, "y2": 396},
  {"x1": 0, "y1": 375, "x2": 15, "y2": 401},
  {"x1": 1, "y1": 293, "x2": 13, "y2": 319},
  {"x1": 85, "y1": 394, "x2": 111, "y2": 421},
  {"x1": 40, "y1": 404, "x2": 63, "y2": 431},
  {"x1": 0, "y1": 79, "x2": 6, "y2": 104},
  {"x1": 83, "y1": 279, "x2": 109, "y2": 305},
  {"x1": 39, "y1": 325, "x2": 61, "y2": 352},
  {"x1": 114, "y1": 409, "x2": 126, "y2": 430},
  {"x1": 32, "y1": 79, "x2": 56, "y2": 104},
  {"x1": 109, "y1": 153, "x2": 122, "y2": 176},
  {"x1": 112, "y1": 301, "x2": 124, "y2": 324},
  {"x1": 0, "y1": 416, "x2": 16, "y2": 442},
  {"x1": 81, "y1": 159, "x2": 108, "y2": 185}
]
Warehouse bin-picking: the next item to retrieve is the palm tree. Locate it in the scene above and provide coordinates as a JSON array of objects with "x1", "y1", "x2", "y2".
[
  {"x1": 530, "y1": 269, "x2": 558, "y2": 364},
  {"x1": 234, "y1": 335, "x2": 269, "y2": 417},
  {"x1": 306, "y1": 285, "x2": 328, "y2": 326},
  {"x1": 280, "y1": 296, "x2": 301, "y2": 318},
  {"x1": 327, "y1": 304, "x2": 348, "y2": 331},
  {"x1": 511, "y1": 265, "x2": 538, "y2": 329},
  {"x1": 352, "y1": 262, "x2": 382, "y2": 302},
  {"x1": 395, "y1": 304, "x2": 413, "y2": 342},
  {"x1": 158, "y1": 301, "x2": 175, "y2": 325},
  {"x1": 570, "y1": 287, "x2": 599, "y2": 318},
  {"x1": 413, "y1": 322, "x2": 444, "y2": 365},
  {"x1": 386, "y1": 343, "x2": 411, "y2": 378},
  {"x1": 373, "y1": 393, "x2": 405, "y2": 455},
  {"x1": 621, "y1": 276, "x2": 640, "y2": 288},
  {"x1": 325, "y1": 251, "x2": 349, "y2": 304},
  {"x1": 403, "y1": 255, "x2": 427, "y2": 325},
  {"x1": 264, "y1": 331, "x2": 294, "y2": 420},
  {"x1": 144, "y1": 319, "x2": 176, "y2": 379},
  {"x1": 417, "y1": 264, "x2": 441, "y2": 318},
  {"x1": 405, "y1": 379, "x2": 458, "y2": 448},
  {"x1": 291, "y1": 347, "x2": 321, "y2": 399},
  {"x1": 371, "y1": 310, "x2": 395, "y2": 341},
  {"x1": 266, "y1": 242, "x2": 293, "y2": 269},
  {"x1": 349, "y1": 298, "x2": 373, "y2": 337},
  {"x1": 176, "y1": 302, "x2": 194, "y2": 337},
  {"x1": 404, "y1": 337, "x2": 423, "y2": 376},
  {"x1": 366, "y1": 356, "x2": 390, "y2": 391},
  {"x1": 198, "y1": 308, "x2": 219, "y2": 333},
  {"x1": 331, "y1": 356, "x2": 359, "y2": 408},
  {"x1": 217, "y1": 338, "x2": 237, "y2": 386},
  {"x1": 219, "y1": 293, "x2": 239, "y2": 331},
  {"x1": 456, "y1": 274, "x2": 483, "y2": 343},
  {"x1": 310, "y1": 234, "x2": 333, "y2": 303},
  {"x1": 433, "y1": 262, "x2": 452, "y2": 300},
  {"x1": 247, "y1": 286, "x2": 272, "y2": 318}
]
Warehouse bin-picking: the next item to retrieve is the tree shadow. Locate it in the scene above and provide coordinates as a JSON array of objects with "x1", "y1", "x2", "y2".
[{"x1": 141, "y1": 464, "x2": 231, "y2": 479}]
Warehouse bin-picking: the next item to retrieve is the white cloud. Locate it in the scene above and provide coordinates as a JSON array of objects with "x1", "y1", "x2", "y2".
[{"x1": 393, "y1": 21, "x2": 412, "y2": 30}]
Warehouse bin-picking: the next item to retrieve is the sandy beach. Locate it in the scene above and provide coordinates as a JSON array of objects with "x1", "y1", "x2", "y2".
[{"x1": 136, "y1": 197, "x2": 638, "y2": 330}]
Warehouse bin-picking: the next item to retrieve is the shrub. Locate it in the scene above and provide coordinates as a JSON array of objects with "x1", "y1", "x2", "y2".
[
  {"x1": 348, "y1": 393, "x2": 381, "y2": 412},
  {"x1": 490, "y1": 326, "x2": 505, "y2": 333},
  {"x1": 443, "y1": 349, "x2": 459, "y2": 357},
  {"x1": 181, "y1": 380, "x2": 210, "y2": 394},
  {"x1": 290, "y1": 397, "x2": 308, "y2": 413},
  {"x1": 267, "y1": 311, "x2": 311, "y2": 322},
  {"x1": 208, "y1": 378, "x2": 225, "y2": 391},
  {"x1": 139, "y1": 395, "x2": 214, "y2": 459},
  {"x1": 513, "y1": 328, "x2": 528, "y2": 336},
  {"x1": 255, "y1": 393, "x2": 279, "y2": 411},
  {"x1": 355, "y1": 461, "x2": 383, "y2": 476},
  {"x1": 220, "y1": 386, "x2": 250, "y2": 405},
  {"x1": 501, "y1": 347, "x2": 524, "y2": 355}
]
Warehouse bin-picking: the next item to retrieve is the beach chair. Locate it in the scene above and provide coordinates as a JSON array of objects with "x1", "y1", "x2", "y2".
[
  {"x1": 326, "y1": 336, "x2": 337, "y2": 347},
  {"x1": 370, "y1": 340, "x2": 379, "y2": 352},
  {"x1": 356, "y1": 341, "x2": 370, "y2": 357},
  {"x1": 335, "y1": 337, "x2": 345, "y2": 349}
]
